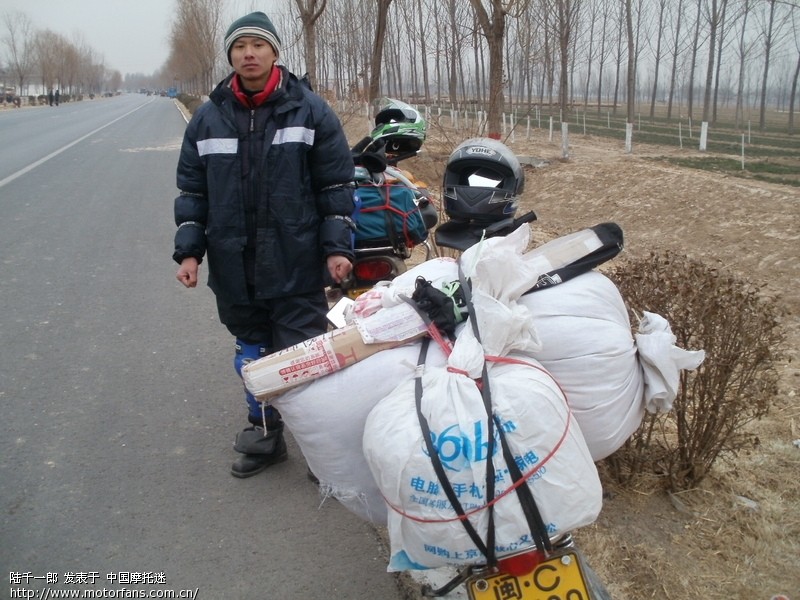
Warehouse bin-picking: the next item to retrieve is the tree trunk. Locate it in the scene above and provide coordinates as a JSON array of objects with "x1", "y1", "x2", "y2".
[
  {"x1": 415, "y1": 0, "x2": 431, "y2": 103},
  {"x1": 649, "y1": 0, "x2": 667, "y2": 119},
  {"x1": 368, "y1": 0, "x2": 393, "y2": 103},
  {"x1": 687, "y1": 0, "x2": 702, "y2": 120},
  {"x1": 625, "y1": 0, "x2": 635, "y2": 123},
  {"x1": 734, "y1": 0, "x2": 751, "y2": 128},
  {"x1": 613, "y1": 0, "x2": 624, "y2": 116},
  {"x1": 469, "y1": 0, "x2": 508, "y2": 139},
  {"x1": 789, "y1": 51, "x2": 799, "y2": 134},
  {"x1": 758, "y1": 0, "x2": 776, "y2": 130},
  {"x1": 557, "y1": 0, "x2": 575, "y2": 119},
  {"x1": 447, "y1": 0, "x2": 459, "y2": 105},
  {"x1": 584, "y1": 4, "x2": 597, "y2": 110},
  {"x1": 667, "y1": 0, "x2": 685, "y2": 119},
  {"x1": 294, "y1": 0, "x2": 328, "y2": 90},
  {"x1": 702, "y1": 0, "x2": 719, "y2": 124},
  {"x1": 711, "y1": 0, "x2": 728, "y2": 124},
  {"x1": 596, "y1": 3, "x2": 609, "y2": 114}
]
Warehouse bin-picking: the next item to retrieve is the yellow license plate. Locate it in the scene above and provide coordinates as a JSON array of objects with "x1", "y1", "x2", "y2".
[
  {"x1": 345, "y1": 287, "x2": 371, "y2": 299},
  {"x1": 467, "y1": 552, "x2": 590, "y2": 600}
]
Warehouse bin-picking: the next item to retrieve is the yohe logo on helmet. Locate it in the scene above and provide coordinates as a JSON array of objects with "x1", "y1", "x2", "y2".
[{"x1": 465, "y1": 146, "x2": 497, "y2": 157}]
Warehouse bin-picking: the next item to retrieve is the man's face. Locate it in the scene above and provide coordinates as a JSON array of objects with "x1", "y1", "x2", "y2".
[{"x1": 230, "y1": 36, "x2": 277, "y2": 91}]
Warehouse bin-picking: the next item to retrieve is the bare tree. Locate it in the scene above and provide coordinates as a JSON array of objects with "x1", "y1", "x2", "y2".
[
  {"x1": 789, "y1": 5, "x2": 800, "y2": 133},
  {"x1": 711, "y1": 0, "x2": 729, "y2": 123},
  {"x1": 595, "y1": 0, "x2": 613, "y2": 114},
  {"x1": 368, "y1": 0, "x2": 393, "y2": 103},
  {"x1": 295, "y1": 0, "x2": 328, "y2": 90},
  {"x1": 666, "y1": 0, "x2": 686, "y2": 119},
  {"x1": 35, "y1": 30, "x2": 66, "y2": 96},
  {"x1": 508, "y1": 5, "x2": 538, "y2": 110},
  {"x1": 474, "y1": 9, "x2": 487, "y2": 108},
  {"x1": 632, "y1": 0, "x2": 647, "y2": 111},
  {"x1": 582, "y1": 2, "x2": 600, "y2": 109},
  {"x1": 757, "y1": 0, "x2": 778, "y2": 129},
  {"x1": 2, "y1": 11, "x2": 34, "y2": 94},
  {"x1": 170, "y1": 0, "x2": 223, "y2": 95},
  {"x1": 612, "y1": 0, "x2": 626, "y2": 115},
  {"x1": 470, "y1": 0, "x2": 530, "y2": 137},
  {"x1": 625, "y1": 0, "x2": 636, "y2": 123},
  {"x1": 702, "y1": 0, "x2": 723, "y2": 124},
  {"x1": 445, "y1": 0, "x2": 462, "y2": 105},
  {"x1": 537, "y1": 0, "x2": 555, "y2": 108},
  {"x1": 648, "y1": 0, "x2": 668, "y2": 118},
  {"x1": 687, "y1": 0, "x2": 703, "y2": 120},
  {"x1": 555, "y1": 0, "x2": 580, "y2": 118},
  {"x1": 470, "y1": 0, "x2": 505, "y2": 135},
  {"x1": 393, "y1": 0, "x2": 419, "y2": 99},
  {"x1": 733, "y1": 0, "x2": 755, "y2": 127},
  {"x1": 415, "y1": 0, "x2": 432, "y2": 103}
]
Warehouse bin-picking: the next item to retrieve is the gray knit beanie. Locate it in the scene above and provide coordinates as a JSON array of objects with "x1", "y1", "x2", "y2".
[{"x1": 224, "y1": 12, "x2": 281, "y2": 64}]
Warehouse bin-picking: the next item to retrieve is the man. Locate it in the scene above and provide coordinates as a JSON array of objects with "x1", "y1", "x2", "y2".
[{"x1": 173, "y1": 11, "x2": 355, "y2": 478}]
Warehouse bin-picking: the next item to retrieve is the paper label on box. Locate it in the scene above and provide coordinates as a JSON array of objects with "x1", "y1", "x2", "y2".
[
  {"x1": 275, "y1": 333, "x2": 341, "y2": 383},
  {"x1": 355, "y1": 302, "x2": 428, "y2": 343}
]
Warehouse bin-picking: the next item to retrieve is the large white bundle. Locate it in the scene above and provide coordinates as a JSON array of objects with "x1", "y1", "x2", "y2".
[
  {"x1": 363, "y1": 353, "x2": 603, "y2": 571},
  {"x1": 271, "y1": 226, "x2": 699, "y2": 532},
  {"x1": 269, "y1": 258, "x2": 457, "y2": 525},
  {"x1": 519, "y1": 271, "x2": 645, "y2": 461},
  {"x1": 272, "y1": 338, "x2": 448, "y2": 525}
]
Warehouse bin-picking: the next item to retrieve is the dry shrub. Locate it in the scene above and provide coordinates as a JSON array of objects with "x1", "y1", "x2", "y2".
[
  {"x1": 604, "y1": 250, "x2": 786, "y2": 491},
  {"x1": 177, "y1": 93, "x2": 204, "y2": 115}
]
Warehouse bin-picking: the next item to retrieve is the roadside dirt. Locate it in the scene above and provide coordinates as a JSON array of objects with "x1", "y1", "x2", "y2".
[{"x1": 367, "y1": 125, "x2": 799, "y2": 599}]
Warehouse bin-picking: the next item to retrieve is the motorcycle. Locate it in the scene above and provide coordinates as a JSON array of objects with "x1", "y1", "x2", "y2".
[
  {"x1": 419, "y1": 533, "x2": 612, "y2": 599},
  {"x1": 330, "y1": 99, "x2": 438, "y2": 303},
  {"x1": 301, "y1": 93, "x2": 615, "y2": 597},
  {"x1": 349, "y1": 136, "x2": 614, "y2": 600}
]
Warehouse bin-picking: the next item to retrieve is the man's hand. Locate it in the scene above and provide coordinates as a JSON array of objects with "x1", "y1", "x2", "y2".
[
  {"x1": 327, "y1": 254, "x2": 353, "y2": 284},
  {"x1": 176, "y1": 257, "x2": 199, "y2": 288}
]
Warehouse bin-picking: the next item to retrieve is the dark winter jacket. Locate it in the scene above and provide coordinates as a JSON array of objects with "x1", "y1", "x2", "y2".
[{"x1": 173, "y1": 67, "x2": 355, "y2": 304}]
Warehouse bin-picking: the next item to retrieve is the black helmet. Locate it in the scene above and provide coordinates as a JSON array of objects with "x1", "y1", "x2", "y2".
[{"x1": 442, "y1": 137, "x2": 524, "y2": 224}]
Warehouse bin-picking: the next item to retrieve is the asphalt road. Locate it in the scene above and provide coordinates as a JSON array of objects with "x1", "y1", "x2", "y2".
[{"x1": 0, "y1": 95, "x2": 409, "y2": 599}]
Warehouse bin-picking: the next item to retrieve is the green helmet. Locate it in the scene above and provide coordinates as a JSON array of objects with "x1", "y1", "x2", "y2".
[{"x1": 370, "y1": 98, "x2": 426, "y2": 156}]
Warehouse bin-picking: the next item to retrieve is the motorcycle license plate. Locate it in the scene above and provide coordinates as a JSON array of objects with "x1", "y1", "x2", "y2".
[
  {"x1": 467, "y1": 552, "x2": 590, "y2": 600},
  {"x1": 345, "y1": 287, "x2": 371, "y2": 300}
]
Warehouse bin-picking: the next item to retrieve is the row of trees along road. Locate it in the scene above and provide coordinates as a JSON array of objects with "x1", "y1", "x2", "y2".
[
  {"x1": 167, "y1": 0, "x2": 798, "y2": 137},
  {"x1": 1, "y1": 11, "x2": 125, "y2": 98},
  {"x1": 5, "y1": 0, "x2": 795, "y2": 136}
]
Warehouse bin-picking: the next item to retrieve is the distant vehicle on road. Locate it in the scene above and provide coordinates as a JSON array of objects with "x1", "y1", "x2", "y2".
[{"x1": 4, "y1": 86, "x2": 21, "y2": 107}]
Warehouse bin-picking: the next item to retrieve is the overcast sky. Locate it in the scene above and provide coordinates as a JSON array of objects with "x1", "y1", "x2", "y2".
[
  {"x1": 3, "y1": 0, "x2": 176, "y2": 75},
  {"x1": 3, "y1": 0, "x2": 291, "y2": 76}
]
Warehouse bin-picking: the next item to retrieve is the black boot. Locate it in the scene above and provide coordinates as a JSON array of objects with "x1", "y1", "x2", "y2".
[{"x1": 231, "y1": 422, "x2": 288, "y2": 479}]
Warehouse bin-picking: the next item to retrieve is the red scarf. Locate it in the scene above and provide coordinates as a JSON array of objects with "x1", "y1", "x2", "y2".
[{"x1": 231, "y1": 66, "x2": 281, "y2": 108}]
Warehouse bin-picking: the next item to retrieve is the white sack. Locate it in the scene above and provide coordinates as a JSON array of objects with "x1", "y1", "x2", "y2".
[
  {"x1": 635, "y1": 311, "x2": 706, "y2": 412},
  {"x1": 363, "y1": 355, "x2": 603, "y2": 571},
  {"x1": 272, "y1": 340, "x2": 448, "y2": 525},
  {"x1": 353, "y1": 257, "x2": 461, "y2": 317},
  {"x1": 519, "y1": 271, "x2": 645, "y2": 461}
]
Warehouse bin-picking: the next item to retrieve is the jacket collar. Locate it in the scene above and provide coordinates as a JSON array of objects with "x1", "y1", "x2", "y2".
[
  {"x1": 230, "y1": 66, "x2": 281, "y2": 108},
  {"x1": 211, "y1": 66, "x2": 302, "y2": 114}
]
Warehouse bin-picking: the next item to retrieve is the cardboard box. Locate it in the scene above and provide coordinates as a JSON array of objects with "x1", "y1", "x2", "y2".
[{"x1": 242, "y1": 302, "x2": 428, "y2": 400}]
